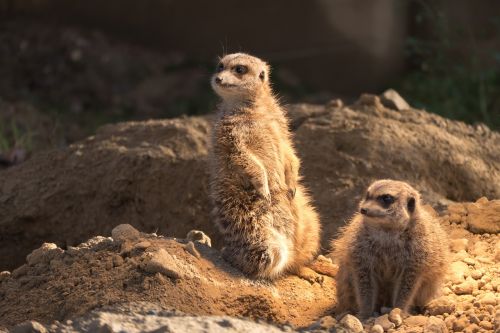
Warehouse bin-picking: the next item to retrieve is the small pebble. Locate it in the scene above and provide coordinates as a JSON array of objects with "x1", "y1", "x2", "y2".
[{"x1": 370, "y1": 324, "x2": 384, "y2": 333}]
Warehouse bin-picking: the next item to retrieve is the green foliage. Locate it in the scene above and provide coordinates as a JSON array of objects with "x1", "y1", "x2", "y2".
[
  {"x1": 0, "y1": 118, "x2": 33, "y2": 153},
  {"x1": 397, "y1": 1, "x2": 500, "y2": 130}
]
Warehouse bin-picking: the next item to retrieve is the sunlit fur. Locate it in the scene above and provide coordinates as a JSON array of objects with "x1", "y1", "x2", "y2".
[
  {"x1": 209, "y1": 53, "x2": 320, "y2": 280},
  {"x1": 330, "y1": 180, "x2": 449, "y2": 318}
]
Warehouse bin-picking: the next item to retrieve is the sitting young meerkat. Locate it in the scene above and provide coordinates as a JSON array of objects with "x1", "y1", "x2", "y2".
[
  {"x1": 330, "y1": 180, "x2": 449, "y2": 318},
  {"x1": 209, "y1": 53, "x2": 321, "y2": 280}
]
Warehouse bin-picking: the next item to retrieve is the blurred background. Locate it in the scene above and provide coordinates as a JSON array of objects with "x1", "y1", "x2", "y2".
[{"x1": 0, "y1": 0, "x2": 499, "y2": 163}]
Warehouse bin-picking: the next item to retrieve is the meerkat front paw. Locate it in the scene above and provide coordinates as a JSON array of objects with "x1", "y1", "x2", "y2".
[
  {"x1": 251, "y1": 174, "x2": 271, "y2": 201},
  {"x1": 296, "y1": 266, "x2": 325, "y2": 284},
  {"x1": 309, "y1": 255, "x2": 339, "y2": 278}
]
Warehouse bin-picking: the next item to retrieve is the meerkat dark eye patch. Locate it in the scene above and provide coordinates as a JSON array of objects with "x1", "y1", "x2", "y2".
[
  {"x1": 407, "y1": 197, "x2": 416, "y2": 213},
  {"x1": 377, "y1": 194, "x2": 395, "y2": 207},
  {"x1": 233, "y1": 65, "x2": 248, "y2": 75},
  {"x1": 217, "y1": 63, "x2": 224, "y2": 72},
  {"x1": 259, "y1": 71, "x2": 265, "y2": 81}
]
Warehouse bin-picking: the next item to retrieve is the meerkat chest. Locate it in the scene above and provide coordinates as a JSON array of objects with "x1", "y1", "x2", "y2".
[{"x1": 368, "y1": 234, "x2": 412, "y2": 276}]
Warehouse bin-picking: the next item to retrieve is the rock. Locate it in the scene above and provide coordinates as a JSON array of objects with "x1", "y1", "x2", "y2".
[
  {"x1": 470, "y1": 241, "x2": 488, "y2": 256},
  {"x1": 357, "y1": 93, "x2": 384, "y2": 109},
  {"x1": 388, "y1": 308, "x2": 403, "y2": 327},
  {"x1": 134, "y1": 241, "x2": 152, "y2": 250},
  {"x1": 11, "y1": 321, "x2": 47, "y2": 333},
  {"x1": 466, "y1": 200, "x2": 500, "y2": 234},
  {"x1": 0, "y1": 271, "x2": 10, "y2": 281},
  {"x1": 449, "y1": 214, "x2": 462, "y2": 224},
  {"x1": 449, "y1": 239, "x2": 469, "y2": 253},
  {"x1": 112, "y1": 255, "x2": 124, "y2": 267},
  {"x1": 370, "y1": 324, "x2": 384, "y2": 333},
  {"x1": 463, "y1": 323, "x2": 480, "y2": 333},
  {"x1": 449, "y1": 261, "x2": 469, "y2": 284},
  {"x1": 426, "y1": 296, "x2": 456, "y2": 316},
  {"x1": 443, "y1": 315, "x2": 455, "y2": 330},
  {"x1": 11, "y1": 264, "x2": 28, "y2": 278},
  {"x1": 447, "y1": 204, "x2": 467, "y2": 216},
  {"x1": 423, "y1": 316, "x2": 447, "y2": 333},
  {"x1": 39, "y1": 302, "x2": 293, "y2": 333},
  {"x1": 111, "y1": 224, "x2": 140, "y2": 244},
  {"x1": 452, "y1": 316, "x2": 469, "y2": 331},
  {"x1": 141, "y1": 248, "x2": 182, "y2": 279},
  {"x1": 374, "y1": 314, "x2": 395, "y2": 331},
  {"x1": 186, "y1": 230, "x2": 212, "y2": 247},
  {"x1": 478, "y1": 320, "x2": 493, "y2": 330},
  {"x1": 470, "y1": 270, "x2": 483, "y2": 280},
  {"x1": 476, "y1": 256, "x2": 493, "y2": 264},
  {"x1": 327, "y1": 99, "x2": 343, "y2": 108},
  {"x1": 309, "y1": 315, "x2": 337, "y2": 330},
  {"x1": 480, "y1": 292, "x2": 497, "y2": 305},
  {"x1": 453, "y1": 280, "x2": 476, "y2": 295},
  {"x1": 380, "y1": 89, "x2": 410, "y2": 111},
  {"x1": 463, "y1": 257, "x2": 475, "y2": 266},
  {"x1": 405, "y1": 315, "x2": 428, "y2": 327},
  {"x1": 495, "y1": 241, "x2": 500, "y2": 262},
  {"x1": 339, "y1": 314, "x2": 364, "y2": 333},
  {"x1": 26, "y1": 243, "x2": 63, "y2": 266},
  {"x1": 453, "y1": 250, "x2": 468, "y2": 261},
  {"x1": 184, "y1": 241, "x2": 201, "y2": 259}
]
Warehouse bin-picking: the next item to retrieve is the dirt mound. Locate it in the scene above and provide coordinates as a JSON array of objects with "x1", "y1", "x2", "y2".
[
  {"x1": 1, "y1": 199, "x2": 499, "y2": 332},
  {"x1": 1, "y1": 96, "x2": 499, "y2": 270},
  {"x1": 0, "y1": 225, "x2": 336, "y2": 329}
]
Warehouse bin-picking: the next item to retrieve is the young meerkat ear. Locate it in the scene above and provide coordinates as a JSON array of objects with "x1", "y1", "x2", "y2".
[{"x1": 407, "y1": 197, "x2": 416, "y2": 213}]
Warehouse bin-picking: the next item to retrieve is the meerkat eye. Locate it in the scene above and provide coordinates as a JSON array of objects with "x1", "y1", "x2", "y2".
[
  {"x1": 216, "y1": 63, "x2": 224, "y2": 72},
  {"x1": 233, "y1": 65, "x2": 248, "y2": 74},
  {"x1": 377, "y1": 194, "x2": 395, "y2": 206}
]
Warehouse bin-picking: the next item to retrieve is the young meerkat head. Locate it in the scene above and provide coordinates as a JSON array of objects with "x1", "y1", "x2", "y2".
[
  {"x1": 359, "y1": 179, "x2": 421, "y2": 230},
  {"x1": 211, "y1": 53, "x2": 270, "y2": 102}
]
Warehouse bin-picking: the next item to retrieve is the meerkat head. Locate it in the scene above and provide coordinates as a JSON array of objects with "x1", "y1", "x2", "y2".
[
  {"x1": 359, "y1": 179, "x2": 421, "y2": 230},
  {"x1": 211, "y1": 53, "x2": 271, "y2": 102}
]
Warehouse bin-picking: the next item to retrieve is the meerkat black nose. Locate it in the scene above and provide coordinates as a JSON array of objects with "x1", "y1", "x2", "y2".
[
  {"x1": 215, "y1": 76, "x2": 222, "y2": 84},
  {"x1": 360, "y1": 208, "x2": 367, "y2": 215}
]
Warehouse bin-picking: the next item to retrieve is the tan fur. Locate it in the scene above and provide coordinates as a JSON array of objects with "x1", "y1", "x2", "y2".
[
  {"x1": 330, "y1": 180, "x2": 449, "y2": 318},
  {"x1": 209, "y1": 53, "x2": 320, "y2": 280}
]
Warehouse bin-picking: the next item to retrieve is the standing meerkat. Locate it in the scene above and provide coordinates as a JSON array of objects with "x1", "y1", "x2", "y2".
[
  {"x1": 330, "y1": 180, "x2": 449, "y2": 318},
  {"x1": 209, "y1": 53, "x2": 320, "y2": 280}
]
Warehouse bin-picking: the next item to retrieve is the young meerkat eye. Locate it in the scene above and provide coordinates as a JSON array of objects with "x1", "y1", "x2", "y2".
[
  {"x1": 233, "y1": 65, "x2": 248, "y2": 75},
  {"x1": 216, "y1": 63, "x2": 224, "y2": 72},
  {"x1": 377, "y1": 194, "x2": 395, "y2": 207}
]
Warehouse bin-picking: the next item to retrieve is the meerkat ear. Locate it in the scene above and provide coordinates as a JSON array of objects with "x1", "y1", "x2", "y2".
[
  {"x1": 259, "y1": 71, "x2": 266, "y2": 81},
  {"x1": 407, "y1": 197, "x2": 416, "y2": 213}
]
